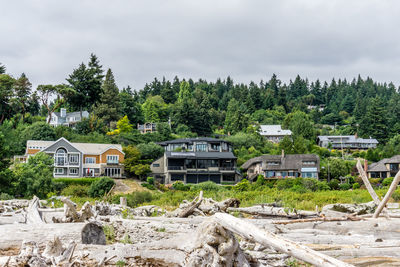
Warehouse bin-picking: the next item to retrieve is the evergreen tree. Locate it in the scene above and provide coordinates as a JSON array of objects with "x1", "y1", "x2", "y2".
[
  {"x1": 359, "y1": 97, "x2": 388, "y2": 143},
  {"x1": 0, "y1": 74, "x2": 15, "y2": 124},
  {"x1": 94, "y1": 68, "x2": 119, "y2": 126},
  {"x1": 119, "y1": 86, "x2": 144, "y2": 124},
  {"x1": 66, "y1": 54, "x2": 104, "y2": 114},
  {"x1": 13, "y1": 73, "x2": 32, "y2": 120},
  {"x1": 224, "y1": 99, "x2": 249, "y2": 134},
  {"x1": 0, "y1": 63, "x2": 5, "y2": 74}
]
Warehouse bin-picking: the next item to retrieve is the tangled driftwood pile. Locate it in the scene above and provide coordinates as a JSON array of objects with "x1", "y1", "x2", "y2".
[{"x1": 3, "y1": 161, "x2": 400, "y2": 266}]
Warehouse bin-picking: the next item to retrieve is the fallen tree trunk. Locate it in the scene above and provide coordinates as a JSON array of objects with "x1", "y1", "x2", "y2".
[
  {"x1": 213, "y1": 213, "x2": 354, "y2": 267},
  {"x1": 26, "y1": 196, "x2": 44, "y2": 224},
  {"x1": 272, "y1": 216, "x2": 362, "y2": 225},
  {"x1": 228, "y1": 205, "x2": 318, "y2": 218},
  {"x1": 179, "y1": 191, "x2": 203, "y2": 218}
]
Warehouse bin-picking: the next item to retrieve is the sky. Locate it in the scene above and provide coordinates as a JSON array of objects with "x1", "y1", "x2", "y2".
[{"x1": 1, "y1": 0, "x2": 400, "y2": 90}]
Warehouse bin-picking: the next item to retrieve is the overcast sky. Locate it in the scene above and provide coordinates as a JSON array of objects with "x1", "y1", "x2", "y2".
[{"x1": 1, "y1": 0, "x2": 400, "y2": 90}]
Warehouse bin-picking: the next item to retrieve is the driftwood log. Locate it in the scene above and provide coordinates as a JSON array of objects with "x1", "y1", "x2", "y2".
[
  {"x1": 272, "y1": 215, "x2": 362, "y2": 225},
  {"x1": 213, "y1": 213, "x2": 354, "y2": 267},
  {"x1": 26, "y1": 196, "x2": 44, "y2": 224},
  {"x1": 227, "y1": 205, "x2": 318, "y2": 218},
  {"x1": 374, "y1": 169, "x2": 400, "y2": 218},
  {"x1": 179, "y1": 191, "x2": 203, "y2": 218},
  {"x1": 356, "y1": 160, "x2": 381, "y2": 204}
]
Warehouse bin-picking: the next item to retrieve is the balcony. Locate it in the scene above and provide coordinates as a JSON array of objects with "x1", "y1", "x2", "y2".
[
  {"x1": 168, "y1": 166, "x2": 185, "y2": 171},
  {"x1": 107, "y1": 160, "x2": 119, "y2": 165}
]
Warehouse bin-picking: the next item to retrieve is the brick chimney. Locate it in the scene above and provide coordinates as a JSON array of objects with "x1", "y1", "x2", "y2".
[
  {"x1": 364, "y1": 159, "x2": 368, "y2": 172},
  {"x1": 355, "y1": 132, "x2": 358, "y2": 139}
]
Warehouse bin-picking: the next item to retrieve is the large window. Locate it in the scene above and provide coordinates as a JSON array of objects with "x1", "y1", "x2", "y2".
[
  {"x1": 105, "y1": 167, "x2": 121, "y2": 177},
  {"x1": 107, "y1": 155, "x2": 119, "y2": 164},
  {"x1": 55, "y1": 148, "x2": 67, "y2": 166},
  {"x1": 196, "y1": 143, "x2": 207, "y2": 152},
  {"x1": 210, "y1": 143, "x2": 220, "y2": 151},
  {"x1": 197, "y1": 159, "x2": 218, "y2": 169},
  {"x1": 85, "y1": 157, "x2": 96, "y2": 164},
  {"x1": 69, "y1": 154, "x2": 79, "y2": 164},
  {"x1": 185, "y1": 159, "x2": 196, "y2": 169}
]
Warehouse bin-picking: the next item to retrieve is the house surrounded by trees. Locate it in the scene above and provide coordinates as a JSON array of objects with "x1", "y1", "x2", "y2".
[
  {"x1": 317, "y1": 135, "x2": 378, "y2": 150},
  {"x1": 16, "y1": 137, "x2": 124, "y2": 178},
  {"x1": 150, "y1": 137, "x2": 239, "y2": 184},
  {"x1": 47, "y1": 108, "x2": 89, "y2": 127},
  {"x1": 259, "y1": 125, "x2": 292, "y2": 143},
  {"x1": 241, "y1": 152, "x2": 320, "y2": 180}
]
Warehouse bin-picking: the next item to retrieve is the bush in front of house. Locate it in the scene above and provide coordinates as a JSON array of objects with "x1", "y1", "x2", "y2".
[
  {"x1": 172, "y1": 181, "x2": 190, "y2": 191},
  {"x1": 61, "y1": 185, "x2": 89, "y2": 197},
  {"x1": 382, "y1": 177, "x2": 394, "y2": 187},
  {"x1": 88, "y1": 177, "x2": 115, "y2": 197},
  {"x1": 328, "y1": 179, "x2": 339, "y2": 190},
  {"x1": 352, "y1": 182, "x2": 360, "y2": 189},
  {"x1": 339, "y1": 183, "x2": 351, "y2": 191}
]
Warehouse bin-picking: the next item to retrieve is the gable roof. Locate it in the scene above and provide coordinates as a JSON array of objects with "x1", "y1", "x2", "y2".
[
  {"x1": 241, "y1": 154, "x2": 319, "y2": 171},
  {"x1": 158, "y1": 137, "x2": 230, "y2": 145},
  {"x1": 26, "y1": 138, "x2": 123, "y2": 155},
  {"x1": 317, "y1": 135, "x2": 379, "y2": 144},
  {"x1": 259, "y1": 125, "x2": 292, "y2": 136},
  {"x1": 367, "y1": 155, "x2": 400, "y2": 172}
]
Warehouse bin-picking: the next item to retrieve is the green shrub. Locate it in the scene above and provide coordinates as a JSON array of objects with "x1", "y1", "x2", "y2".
[
  {"x1": 112, "y1": 191, "x2": 153, "y2": 207},
  {"x1": 0, "y1": 192, "x2": 13, "y2": 200},
  {"x1": 290, "y1": 184, "x2": 308, "y2": 193},
  {"x1": 301, "y1": 178, "x2": 318, "y2": 191},
  {"x1": 392, "y1": 190, "x2": 400, "y2": 201},
  {"x1": 156, "y1": 182, "x2": 169, "y2": 192},
  {"x1": 54, "y1": 177, "x2": 100, "y2": 186},
  {"x1": 233, "y1": 179, "x2": 250, "y2": 192},
  {"x1": 61, "y1": 185, "x2": 89, "y2": 197},
  {"x1": 316, "y1": 181, "x2": 330, "y2": 191},
  {"x1": 352, "y1": 182, "x2": 360, "y2": 189},
  {"x1": 191, "y1": 181, "x2": 222, "y2": 191},
  {"x1": 339, "y1": 183, "x2": 351, "y2": 191},
  {"x1": 255, "y1": 175, "x2": 265, "y2": 187},
  {"x1": 142, "y1": 183, "x2": 156, "y2": 190},
  {"x1": 172, "y1": 181, "x2": 190, "y2": 191},
  {"x1": 88, "y1": 177, "x2": 115, "y2": 197},
  {"x1": 276, "y1": 178, "x2": 295, "y2": 190},
  {"x1": 328, "y1": 179, "x2": 339, "y2": 190},
  {"x1": 369, "y1": 178, "x2": 380, "y2": 187},
  {"x1": 382, "y1": 177, "x2": 394, "y2": 186},
  {"x1": 147, "y1": 177, "x2": 154, "y2": 185}
]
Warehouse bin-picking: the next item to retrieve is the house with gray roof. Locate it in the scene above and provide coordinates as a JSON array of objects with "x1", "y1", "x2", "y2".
[
  {"x1": 241, "y1": 152, "x2": 320, "y2": 180},
  {"x1": 317, "y1": 135, "x2": 378, "y2": 150},
  {"x1": 151, "y1": 137, "x2": 240, "y2": 184},
  {"x1": 47, "y1": 108, "x2": 89, "y2": 127},
  {"x1": 15, "y1": 138, "x2": 125, "y2": 178},
  {"x1": 367, "y1": 155, "x2": 400, "y2": 179},
  {"x1": 259, "y1": 125, "x2": 292, "y2": 143}
]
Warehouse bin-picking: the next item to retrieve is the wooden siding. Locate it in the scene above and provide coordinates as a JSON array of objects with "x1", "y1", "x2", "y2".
[
  {"x1": 27, "y1": 149, "x2": 40, "y2": 155},
  {"x1": 100, "y1": 148, "x2": 124, "y2": 163},
  {"x1": 83, "y1": 154, "x2": 100, "y2": 164}
]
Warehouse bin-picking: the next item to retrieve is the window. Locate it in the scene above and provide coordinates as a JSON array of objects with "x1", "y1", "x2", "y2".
[
  {"x1": 210, "y1": 143, "x2": 220, "y2": 151},
  {"x1": 55, "y1": 148, "x2": 67, "y2": 166},
  {"x1": 153, "y1": 163, "x2": 160, "y2": 167},
  {"x1": 267, "y1": 162, "x2": 279, "y2": 165},
  {"x1": 185, "y1": 159, "x2": 196, "y2": 169},
  {"x1": 85, "y1": 157, "x2": 96, "y2": 164},
  {"x1": 196, "y1": 143, "x2": 207, "y2": 152},
  {"x1": 105, "y1": 167, "x2": 121, "y2": 177},
  {"x1": 222, "y1": 142, "x2": 228, "y2": 151},
  {"x1": 54, "y1": 168, "x2": 64, "y2": 174},
  {"x1": 69, "y1": 168, "x2": 78, "y2": 175},
  {"x1": 69, "y1": 154, "x2": 79, "y2": 164},
  {"x1": 303, "y1": 161, "x2": 316, "y2": 165},
  {"x1": 107, "y1": 155, "x2": 119, "y2": 164}
]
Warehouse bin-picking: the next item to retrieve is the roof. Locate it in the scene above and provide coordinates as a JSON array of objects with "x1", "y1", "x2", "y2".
[
  {"x1": 165, "y1": 151, "x2": 236, "y2": 159},
  {"x1": 241, "y1": 154, "x2": 319, "y2": 171},
  {"x1": 158, "y1": 137, "x2": 230, "y2": 145},
  {"x1": 259, "y1": 125, "x2": 292, "y2": 136},
  {"x1": 26, "y1": 139, "x2": 123, "y2": 155},
  {"x1": 52, "y1": 111, "x2": 88, "y2": 118},
  {"x1": 367, "y1": 155, "x2": 400, "y2": 172},
  {"x1": 317, "y1": 135, "x2": 379, "y2": 144}
]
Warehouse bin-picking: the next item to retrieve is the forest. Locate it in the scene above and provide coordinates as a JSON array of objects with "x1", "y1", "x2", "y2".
[{"x1": 1, "y1": 53, "x2": 400, "y2": 196}]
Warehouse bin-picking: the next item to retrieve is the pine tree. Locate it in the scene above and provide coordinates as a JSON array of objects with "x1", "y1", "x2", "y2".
[
  {"x1": 13, "y1": 73, "x2": 32, "y2": 120},
  {"x1": 94, "y1": 69, "x2": 119, "y2": 125},
  {"x1": 359, "y1": 97, "x2": 388, "y2": 143},
  {"x1": 0, "y1": 63, "x2": 5, "y2": 74}
]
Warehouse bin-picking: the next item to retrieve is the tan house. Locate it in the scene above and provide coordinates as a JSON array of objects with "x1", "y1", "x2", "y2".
[
  {"x1": 16, "y1": 137, "x2": 124, "y2": 178},
  {"x1": 367, "y1": 155, "x2": 400, "y2": 179}
]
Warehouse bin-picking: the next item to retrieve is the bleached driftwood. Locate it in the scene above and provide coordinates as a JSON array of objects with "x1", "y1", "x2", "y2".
[
  {"x1": 356, "y1": 160, "x2": 381, "y2": 204},
  {"x1": 186, "y1": 219, "x2": 250, "y2": 266},
  {"x1": 374, "y1": 169, "x2": 400, "y2": 218},
  {"x1": 228, "y1": 205, "x2": 318, "y2": 218},
  {"x1": 213, "y1": 213, "x2": 354, "y2": 267},
  {"x1": 26, "y1": 196, "x2": 44, "y2": 224},
  {"x1": 53, "y1": 198, "x2": 94, "y2": 223},
  {"x1": 179, "y1": 191, "x2": 203, "y2": 218},
  {"x1": 272, "y1": 215, "x2": 362, "y2": 225}
]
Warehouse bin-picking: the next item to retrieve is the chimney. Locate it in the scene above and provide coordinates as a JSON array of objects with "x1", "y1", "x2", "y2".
[
  {"x1": 354, "y1": 132, "x2": 358, "y2": 139},
  {"x1": 281, "y1": 149, "x2": 285, "y2": 159},
  {"x1": 60, "y1": 108, "x2": 66, "y2": 118},
  {"x1": 364, "y1": 159, "x2": 368, "y2": 172}
]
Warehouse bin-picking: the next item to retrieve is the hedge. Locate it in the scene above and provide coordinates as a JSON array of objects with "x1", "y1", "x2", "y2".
[{"x1": 54, "y1": 177, "x2": 101, "y2": 186}]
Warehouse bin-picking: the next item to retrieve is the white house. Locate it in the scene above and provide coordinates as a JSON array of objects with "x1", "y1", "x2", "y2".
[
  {"x1": 259, "y1": 125, "x2": 292, "y2": 143},
  {"x1": 47, "y1": 108, "x2": 89, "y2": 127}
]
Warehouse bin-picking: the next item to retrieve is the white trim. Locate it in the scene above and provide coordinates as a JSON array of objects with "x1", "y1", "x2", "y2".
[
  {"x1": 54, "y1": 168, "x2": 64, "y2": 174},
  {"x1": 106, "y1": 155, "x2": 119, "y2": 163},
  {"x1": 42, "y1": 137, "x2": 85, "y2": 154},
  {"x1": 85, "y1": 157, "x2": 96, "y2": 164},
  {"x1": 99, "y1": 145, "x2": 125, "y2": 155}
]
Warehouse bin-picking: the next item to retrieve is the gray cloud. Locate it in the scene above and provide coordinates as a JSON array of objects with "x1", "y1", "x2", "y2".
[{"x1": 1, "y1": 0, "x2": 400, "y2": 91}]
